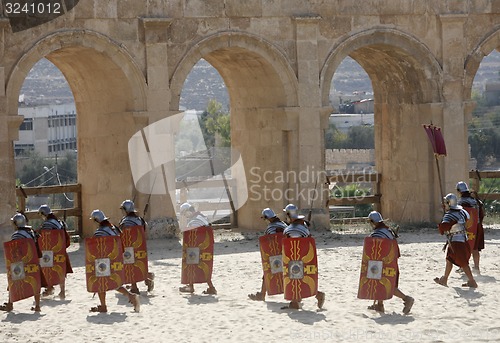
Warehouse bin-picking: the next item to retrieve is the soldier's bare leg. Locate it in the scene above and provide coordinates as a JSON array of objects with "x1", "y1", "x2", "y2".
[
  {"x1": 394, "y1": 288, "x2": 414, "y2": 314},
  {"x1": 248, "y1": 276, "x2": 266, "y2": 301},
  {"x1": 461, "y1": 265, "x2": 478, "y2": 288},
  {"x1": 31, "y1": 293, "x2": 41, "y2": 312},
  {"x1": 316, "y1": 291, "x2": 325, "y2": 309},
  {"x1": 117, "y1": 286, "x2": 140, "y2": 312},
  {"x1": 472, "y1": 250, "x2": 480, "y2": 274},
  {"x1": 58, "y1": 277, "x2": 66, "y2": 299},
  {"x1": 434, "y1": 260, "x2": 452, "y2": 286},
  {"x1": 90, "y1": 291, "x2": 108, "y2": 312},
  {"x1": 203, "y1": 280, "x2": 217, "y2": 295},
  {"x1": 367, "y1": 300, "x2": 384, "y2": 312},
  {"x1": 130, "y1": 282, "x2": 140, "y2": 294},
  {"x1": 145, "y1": 272, "x2": 155, "y2": 292}
]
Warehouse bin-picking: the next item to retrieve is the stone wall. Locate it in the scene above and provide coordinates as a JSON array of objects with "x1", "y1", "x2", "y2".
[{"x1": 325, "y1": 149, "x2": 375, "y2": 171}]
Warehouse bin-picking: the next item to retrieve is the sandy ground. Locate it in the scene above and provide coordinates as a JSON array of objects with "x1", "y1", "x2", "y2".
[{"x1": 1, "y1": 224, "x2": 499, "y2": 343}]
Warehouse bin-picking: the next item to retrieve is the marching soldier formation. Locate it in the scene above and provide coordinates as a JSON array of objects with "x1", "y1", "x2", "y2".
[{"x1": 0, "y1": 180, "x2": 486, "y2": 315}]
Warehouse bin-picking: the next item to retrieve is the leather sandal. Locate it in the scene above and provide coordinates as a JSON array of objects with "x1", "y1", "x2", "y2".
[
  {"x1": 130, "y1": 294, "x2": 140, "y2": 312},
  {"x1": 145, "y1": 278, "x2": 154, "y2": 292},
  {"x1": 90, "y1": 305, "x2": 107, "y2": 313},
  {"x1": 179, "y1": 285, "x2": 194, "y2": 293},
  {"x1": 316, "y1": 292, "x2": 325, "y2": 309},
  {"x1": 42, "y1": 287, "x2": 55, "y2": 297},
  {"x1": 248, "y1": 292, "x2": 265, "y2": 301},
  {"x1": 203, "y1": 287, "x2": 217, "y2": 295},
  {"x1": 462, "y1": 280, "x2": 478, "y2": 288},
  {"x1": 0, "y1": 302, "x2": 13, "y2": 312},
  {"x1": 434, "y1": 276, "x2": 448, "y2": 287},
  {"x1": 367, "y1": 302, "x2": 384, "y2": 313},
  {"x1": 402, "y1": 296, "x2": 414, "y2": 314}
]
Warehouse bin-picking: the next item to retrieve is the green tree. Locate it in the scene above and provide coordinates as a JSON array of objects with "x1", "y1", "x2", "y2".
[
  {"x1": 199, "y1": 99, "x2": 231, "y2": 148},
  {"x1": 345, "y1": 125, "x2": 374, "y2": 149},
  {"x1": 56, "y1": 152, "x2": 77, "y2": 184},
  {"x1": 325, "y1": 124, "x2": 374, "y2": 149},
  {"x1": 325, "y1": 122, "x2": 349, "y2": 149},
  {"x1": 471, "y1": 90, "x2": 488, "y2": 116},
  {"x1": 468, "y1": 107, "x2": 500, "y2": 168},
  {"x1": 17, "y1": 150, "x2": 54, "y2": 186}
]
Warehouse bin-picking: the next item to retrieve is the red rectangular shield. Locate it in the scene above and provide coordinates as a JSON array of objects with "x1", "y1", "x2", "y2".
[
  {"x1": 282, "y1": 237, "x2": 318, "y2": 301},
  {"x1": 3, "y1": 238, "x2": 42, "y2": 303},
  {"x1": 259, "y1": 233, "x2": 284, "y2": 296},
  {"x1": 181, "y1": 226, "x2": 214, "y2": 285},
  {"x1": 464, "y1": 207, "x2": 479, "y2": 251},
  {"x1": 38, "y1": 230, "x2": 67, "y2": 287},
  {"x1": 120, "y1": 225, "x2": 149, "y2": 284},
  {"x1": 357, "y1": 237, "x2": 398, "y2": 300},
  {"x1": 85, "y1": 236, "x2": 125, "y2": 293}
]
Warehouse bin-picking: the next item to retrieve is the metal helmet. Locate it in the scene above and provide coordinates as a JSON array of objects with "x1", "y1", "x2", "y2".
[
  {"x1": 90, "y1": 209, "x2": 107, "y2": 223},
  {"x1": 120, "y1": 200, "x2": 137, "y2": 213},
  {"x1": 180, "y1": 202, "x2": 194, "y2": 217},
  {"x1": 284, "y1": 204, "x2": 299, "y2": 220},
  {"x1": 261, "y1": 208, "x2": 276, "y2": 220},
  {"x1": 368, "y1": 211, "x2": 384, "y2": 223},
  {"x1": 38, "y1": 204, "x2": 52, "y2": 217},
  {"x1": 11, "y1": 213, "x2": 29, "y2": 228},
  {"x1": 456, "y1": 181, "x2": 469, "y2": 193},
  {"x1": 444, "y1": 193, "x2": 461, "y2": 210}
]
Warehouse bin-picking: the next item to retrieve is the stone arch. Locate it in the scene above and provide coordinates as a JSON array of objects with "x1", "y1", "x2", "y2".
[
  {"x1": 320, "y1": 28, "x2": 443, "y2": 106},
  {"x1": 6, "y1": 30, "x2": 148, "y2": 236},
  {"x1": 170, "y1": 31, "x2": 299, "y2": 110},
  {"x1": 464, "y1": 26, "x2": 500, "y2": 99},
  {"x1": 6, "y1": 29, "x2": 147, "y2": 114},
  {"x1": 320, "y1": 28, "x2": 444, "y2": 222},
  {"x1": 169, "y1": 32, "x2": 299, "y2": 229}
]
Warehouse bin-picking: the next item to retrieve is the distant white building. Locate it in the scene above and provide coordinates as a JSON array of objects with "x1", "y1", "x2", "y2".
[
  {"x1": 485, "y1": 82, "x2": 500, "y2": 106},
  {"x1": 329, "y1": 113, "x2": 374, "y2": 133},
  {"x1": 15, "y1": 103, "x2": 77, "y2": 156},
  {"x1": 353, "y1": 98, "x2": 374, "y2": 114}
]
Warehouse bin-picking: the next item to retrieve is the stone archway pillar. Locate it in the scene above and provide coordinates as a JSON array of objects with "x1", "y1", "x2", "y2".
[
  {"x1": 293, "y1": 16, "x2": 330, "y2": 230},
  {"x1": 137, "y1": 18, "x2": 177, "y2": 223},
  {"x1": 0, "y1": 18, "x2": 23, "y2": 244},
  {"x1": 376, "y1": 99, "x2": 446, "y2": 224},
  {"x1": 440, "y1": 15, "x2": 470, "y2": 198},
  {"x1": 0, "y1": 115, "x2": 23, "y2": 244}
]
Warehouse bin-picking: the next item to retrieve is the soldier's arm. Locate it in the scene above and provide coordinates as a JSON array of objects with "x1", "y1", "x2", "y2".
[{"x1": 438, "y1": 221, "x2": 454, "y2": 235}]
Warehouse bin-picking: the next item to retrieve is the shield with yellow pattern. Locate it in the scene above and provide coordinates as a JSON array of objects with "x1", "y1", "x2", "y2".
[
  {"x1": 120, "y1": 225, "x2": 149, "y2": 284},
  {"x1": 38, "y1": 229, "x2": 67, "y2": 287},
  {"x1": 282, "y1": 237, "x2": 318, "y2": 301},
  {"x1": 464, "y1": 207, "x2": 479, "y2": 251},
  {"x1": 85, "y1": 236, "x2": 125, "y2": 293},
  {"x1": 259, "y1": 233, "x2": 284, "y2": 296},
  {"x1": 3, "y1": 238, "x2": 42, "y2": 302},
  {"x1": 357, "y1": 237, "x2": 398, "y2": 300},
  {"x1": 181, "y1": 226, "x2": 214, "y2": 285}
]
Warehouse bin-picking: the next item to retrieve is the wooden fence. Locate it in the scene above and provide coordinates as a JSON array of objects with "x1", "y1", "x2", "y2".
[
  {"x1": 326, "y1": 172, "x2": 381, "y2": 223},
  {"x1": 469, "y1": 170, "x2": 500, "y2": 201},
  {"x1": 16, "y1": 184, "x2": 82, "y2": 235}
]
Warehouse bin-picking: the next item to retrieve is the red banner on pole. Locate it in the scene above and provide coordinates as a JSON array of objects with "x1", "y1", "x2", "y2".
[{"x1": 423, "y1": 124, "x2": 447, "y2": 156}]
